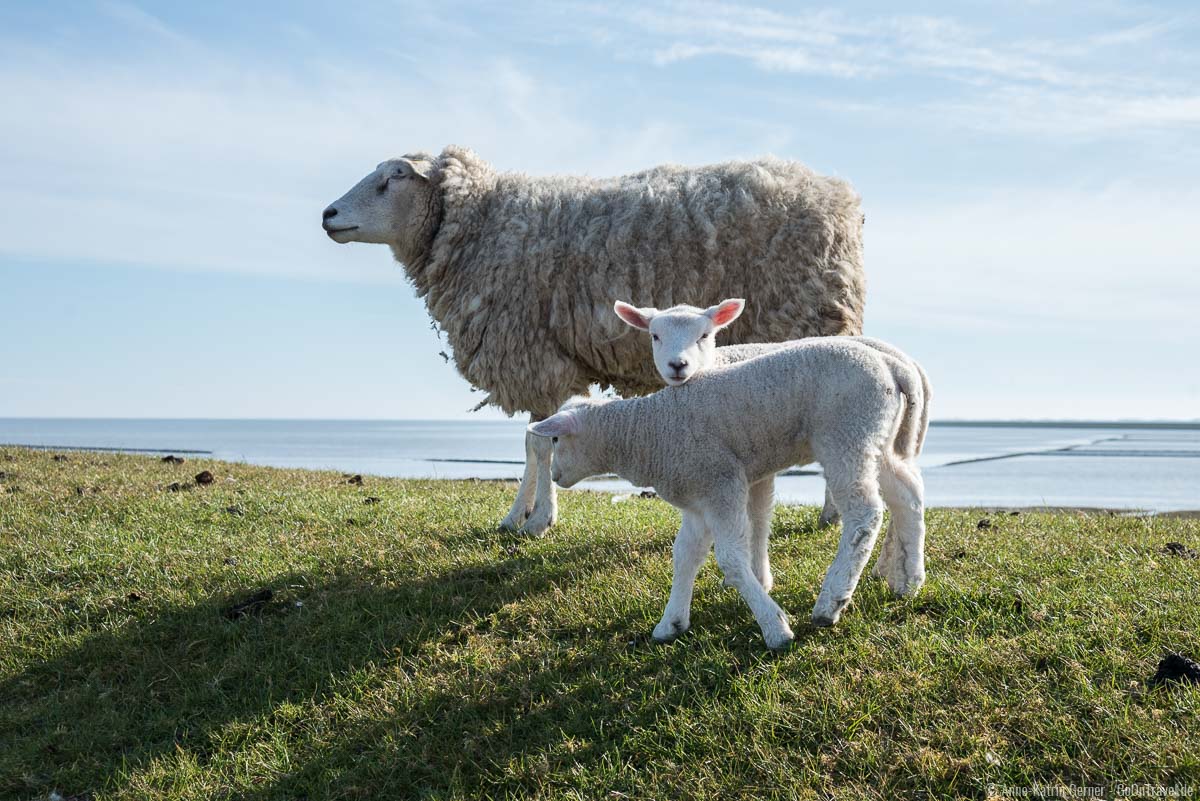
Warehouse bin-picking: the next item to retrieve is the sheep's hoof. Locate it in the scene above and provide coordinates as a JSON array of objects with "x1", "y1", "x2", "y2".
[
  {"x1": 818, "y1": 511, "x2": 840, "y2": 527},
  {"x1": 763, "y1": 623, "x2": 795, "y2": 651},
  {"x1": 810, "y1": 614, "x2": 837, "y2": 628}
]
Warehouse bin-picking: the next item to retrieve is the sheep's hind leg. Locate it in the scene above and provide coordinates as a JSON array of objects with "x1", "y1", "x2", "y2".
[
  {"x1": 499, "y1": 424, "x2": 539, "y2": 531},
  {"x1": 811, "y1": 452, "x2": 886, "y2": 627},
  {"x1": 653, "y1": 512, "x2": 713, "y2": 643},
  {"x1": 521, "y1": 431, "x2": 558, "y2": 536},
  {"x1": 707, "y1": 496, "x2": 794, "y2": 650}
]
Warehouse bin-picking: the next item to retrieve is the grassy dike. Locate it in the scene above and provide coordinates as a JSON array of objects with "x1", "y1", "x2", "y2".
[{"x1": 1, "y1": 446, "x2": 1198, "y2": 800}]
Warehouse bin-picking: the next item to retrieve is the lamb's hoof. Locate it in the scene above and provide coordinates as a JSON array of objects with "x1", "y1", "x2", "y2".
[
  {"x1": 818, "y1": 511, "x2": 840, "y2": 527},
  {"x1": 652, "y1": 619, "x2": 688, "y2": 643},
  {"x1": 763, "y1": 624, "x2": 795, "y2": 651},
  {"x1": 521, "y1": 511, "x2": 556, "y2": 537},
  {"x1": 810, "y1": 614, "x2": 837, "y2": 628},
  {"x1": 888, "y1": 573, "x2": 926, "y2": 597}
]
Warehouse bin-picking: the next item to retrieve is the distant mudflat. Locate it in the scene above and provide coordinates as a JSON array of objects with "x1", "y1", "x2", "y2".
[{"x1": 2, "y1": 418, "x2": 1198, "y2": 512}]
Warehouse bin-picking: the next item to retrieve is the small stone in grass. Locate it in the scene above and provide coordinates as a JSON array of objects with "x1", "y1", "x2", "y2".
[
  {"x1": 364, "y1": 496, "x2": 381, "y2": 505},
  {"x1": 127, "y1": 591, "x2": 142, "y2": 602},
  {"x1": 225, "y1": 505, "x2": 244, "y2": 516},
  {"x1": 0, "y1": 471, "x2": 7, "y2": 480},
  {"x1": 977, "y1": 518, "x2": 992, "y2": 530},
  {"x1": 166, "y1": 482, "x2": 183, "y2": 492},
  {"x1": 1149, "y1": 652, "x2": 1200, "y2": 687},
  {"x1": 222, "y1": 556, "x2": 238, "y2": 566},
  {"x1": 52, "y1": 454, "x2": 69, "y2": 462},
  {"x1": 1163, "y1": 542, "x2": 1198, "y2": 559},
  {"x1": 223, "y1": 588, "x2": 273, "y2": 620},
  {"x1": 161, "y1": 455, "x2": 185, "y2": 464},
  {"x1": 950, "y1": 549, "x2": 967, "y2": 559},
  {"x1": 194, "y1": 470, "x2": 215, "y2": 485},
  {"x1": 346, "y1": 474, "x2": 364, "y2": 485}
]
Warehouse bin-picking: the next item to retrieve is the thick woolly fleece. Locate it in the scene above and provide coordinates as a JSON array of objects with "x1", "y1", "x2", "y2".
[
  {"x1": 403, "y1": 146, "x2": 865, "y2": 416},
  {"x1": 533, "y1": 338, "x2": 927, "y2": 649}
]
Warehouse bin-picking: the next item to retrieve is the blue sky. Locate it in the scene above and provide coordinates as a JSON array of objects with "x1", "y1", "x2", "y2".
[{"x1": 1, "y1": 0, "x2": 1198, "y2": 420}]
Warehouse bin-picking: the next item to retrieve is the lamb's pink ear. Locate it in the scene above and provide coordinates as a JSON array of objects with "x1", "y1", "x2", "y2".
[
  {"x1": 528, "y1": 411, "x2": 582, "y2": 438},
  {"x1": 705, "y1": 298, "x2": 745, "y2": 330},
  {"x1": 613, "y1": 301, "x2": 656, "y2": 331}
]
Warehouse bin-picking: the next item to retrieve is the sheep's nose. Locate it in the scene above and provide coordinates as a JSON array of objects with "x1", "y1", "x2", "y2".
[
  {"x1": 668, "y1": 359, "x2": 688, "y2": 371},
  {"x1": 322, "y1": 206, "x2": 338, "y2": 221}
]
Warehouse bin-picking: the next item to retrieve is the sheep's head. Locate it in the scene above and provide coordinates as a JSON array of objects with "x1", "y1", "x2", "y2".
[
  {"x1": 614, "y1": 299, "x2": 745, "y2": 385},
  {"x1": 322, "y1": 154, "x2": 439, "y2": 253},
  {"x1": 527, "y1": 401, "x2": 602, "y2": 488}
]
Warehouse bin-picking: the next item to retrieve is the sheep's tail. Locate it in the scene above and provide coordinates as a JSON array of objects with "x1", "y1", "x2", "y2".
[
  {"x1": 880, "y1": 354, "x2": 925, "y2": 462},
  {"x1": 911, "y1": 359, "x2": 932, "y2": 457}
]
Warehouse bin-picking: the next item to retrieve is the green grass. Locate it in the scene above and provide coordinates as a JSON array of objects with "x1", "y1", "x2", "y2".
[{"x1": 1, "y1": 447, "x2": 1198, "y2": 800}]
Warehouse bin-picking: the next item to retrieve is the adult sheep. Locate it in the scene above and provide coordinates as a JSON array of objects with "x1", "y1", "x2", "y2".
[{"x1": 322, "y1": 145, "x2": 865, "y2": 535}]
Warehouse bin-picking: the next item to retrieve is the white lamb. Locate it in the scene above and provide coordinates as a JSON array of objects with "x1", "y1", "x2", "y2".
[
  {"x1": 528, "y1": 338, "x2": 928, "y2": 650},
  {"x1": 613, "y1": 298, "x2": 932, "y2": 579}
]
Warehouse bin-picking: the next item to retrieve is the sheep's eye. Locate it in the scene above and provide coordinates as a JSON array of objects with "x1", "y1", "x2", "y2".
[
  {"x1": 651, "y1": 334, "x2": 659, "y2": 342},
  {"x1": 699, "y1": 333, "x2": 709, "y2": 340},
  {"x1": 552, "y1": 437, "x2": 558, "y2": 443}
]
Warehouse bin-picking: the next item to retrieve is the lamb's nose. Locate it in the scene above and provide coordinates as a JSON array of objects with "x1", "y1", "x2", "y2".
[
  {"x1": 322, "y1": 207, "x2": 338, "y2": 221},
  {"x1": 668, "y1": 359, "x2": 688, "y2": 371}
]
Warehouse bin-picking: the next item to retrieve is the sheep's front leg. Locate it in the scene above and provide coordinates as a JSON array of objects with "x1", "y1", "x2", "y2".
[
  {"x1": 499, "y1": 422, "x2": 539, "y2": 531},
  {"x1": 812, "y1": 460, "x2": 886, "y2": 627},
  {"x1": 521, "y1": 430, "x2": 558, "y2": 536},
  {"x1": 652, "y1": 512, "x2": 713, "y2": 643},
  {"x1": 707, "y1": 500, "x2": 794, "y2": 650},
  {"x1": 748, "y1": 477, "x2": 775, "y2": 592}
]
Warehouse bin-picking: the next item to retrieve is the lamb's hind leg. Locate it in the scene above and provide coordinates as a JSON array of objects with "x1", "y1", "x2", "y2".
[
  {"x1": 877, "y1": 456, "x2": 926, "y2": 596},
  {"x1": 812, "y1": 451, "x2": 886, "y2": 627},
  {"x1": 818, "y1": 484, "x2": 841, "y2": 528},
  {"x1": 521, "y1": 429, "x2": 558, "y2": 536},
  {"x1": 499, "y1": 422, "x2": 539, "y2": 531}
]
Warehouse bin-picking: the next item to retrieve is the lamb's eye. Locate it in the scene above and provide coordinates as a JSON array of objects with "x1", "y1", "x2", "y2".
[
  {"x1": 699, "y1": 333, "x2": 709, "y2": 341},
  {"x1": 552, "y1": 437, "x2": 558, "y2": 443},
  {"x1": 651, "y1": 334, "x2": 659, "y2": 342}
]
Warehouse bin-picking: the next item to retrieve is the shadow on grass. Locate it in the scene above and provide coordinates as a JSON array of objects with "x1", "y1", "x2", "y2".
[{"x1": 3, "y1": 542, "x2": 706, "y2": 799}]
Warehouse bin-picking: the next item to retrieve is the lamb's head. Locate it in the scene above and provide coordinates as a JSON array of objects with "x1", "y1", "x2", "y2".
[
  {"x1": 322, "y1": 154, "x2": 439, "y2": 253},
  {"x1": 614, "y1": 299, "x2": 745, "y2": 385},
  {"x1": 527, "y1": 399, "x2": 605, "y2": 488}
]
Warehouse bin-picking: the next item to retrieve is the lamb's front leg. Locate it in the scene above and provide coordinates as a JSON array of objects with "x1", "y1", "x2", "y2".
[
  {"x1": 652, "y1": 512, "x2": 713, "y2": 643},
  {"x1": 707, "y1": 502, "x2": 794, "y2": 650},
  {"x1": 748, "y1": 477, "x2": 776, "y2": 592},
  {"x1": 499, "y1": 422, "x2": 539, "y2": 531},
  {"x1": 521, "y1": 429, "x2": 558, "y2": 536}
]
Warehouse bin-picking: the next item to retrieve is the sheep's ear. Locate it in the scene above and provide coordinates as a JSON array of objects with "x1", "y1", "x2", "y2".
[
  {"x1": 399, "y1": 154, "x2": 436, "y2": 181},
  {"x1": 528, "y1": 411, "x2": 582, "y2": 438},
  {"x1": 705, "y1": 298, "x2": 745, "y2": 330},
  {"x1": 613, "y1": 301, "x2": 657, "y2": 331}
]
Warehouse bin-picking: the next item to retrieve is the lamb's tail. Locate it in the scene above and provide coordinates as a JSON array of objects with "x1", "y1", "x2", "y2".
[
  {"x1": 911, "y1": 359, "x2": 932, "y2": 457},
  {"x1": 880, "y1": 354, "x2": 925, "y2": 462}
]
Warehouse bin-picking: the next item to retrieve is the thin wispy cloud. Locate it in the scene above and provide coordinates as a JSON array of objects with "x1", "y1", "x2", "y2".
[{"x1": 569, "y1": 0, "x2": 1200, "y2": 137}]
